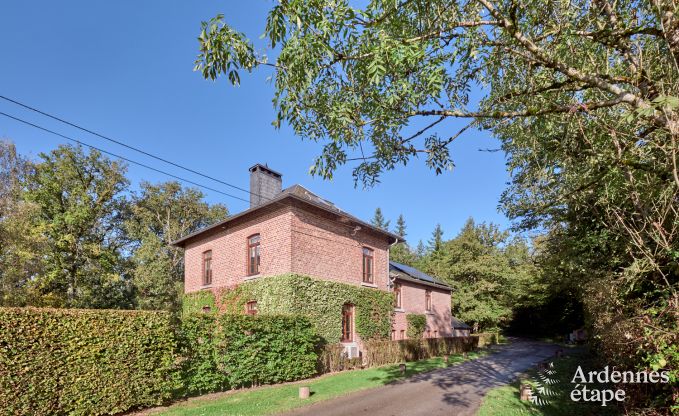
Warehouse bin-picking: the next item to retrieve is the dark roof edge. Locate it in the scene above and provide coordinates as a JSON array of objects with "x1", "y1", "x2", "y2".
[
  {"x1": 389, "y1": 261, "x2": 450, "y2": 290},
  {"x1": 171, "y1": 192, "x2": 404, "y2": 247},
  {"x1": 451, "y1": 317, "x2": 471, "y2": 329},
  {"x1": 391, "y1": 273, "x2": 451, "y2": 291}
]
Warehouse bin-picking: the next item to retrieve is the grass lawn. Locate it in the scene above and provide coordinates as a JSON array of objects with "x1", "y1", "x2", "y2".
[
  {"x1": 147, "y1": 350, "x2": 489, "y2": 416},
  {"x1": 477, "y1": 350, "x2": 621, "y2": 416}
]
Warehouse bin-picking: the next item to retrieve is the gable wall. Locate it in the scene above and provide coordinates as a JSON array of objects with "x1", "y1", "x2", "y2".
[
  {"x1": 183, "y1": 205, "x2": 293, "y2": 293},
  {"x1": 290, "y1": 203, "x2": 391, "y2": 290}
]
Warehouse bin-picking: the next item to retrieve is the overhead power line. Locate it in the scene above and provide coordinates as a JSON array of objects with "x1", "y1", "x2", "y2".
[
  {"x1": 0, "y1": 96, "x2": 390, "y2": 237},
  {"x1": 0, "y1": 94, "x2": 254, "y2": 197},
  {"x1": 0, "y1": 111, "x2": 251, "y2": 204}
]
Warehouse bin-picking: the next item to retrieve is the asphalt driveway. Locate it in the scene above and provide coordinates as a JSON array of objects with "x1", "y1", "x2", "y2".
[{"x1": 280, "y1": 339, "x2": 560, "y2": 416}]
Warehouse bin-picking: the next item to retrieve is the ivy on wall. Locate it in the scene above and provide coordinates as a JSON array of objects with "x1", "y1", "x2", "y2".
[
  {"x1": 184, "y1": 274, "x2": 394, "y2": 343},
  {"x1": 181, "y1": 289, "x2": 216, "y2": 316},
  {"x1": 406, "y1": 313, "x2": 427, "y2": 339}
]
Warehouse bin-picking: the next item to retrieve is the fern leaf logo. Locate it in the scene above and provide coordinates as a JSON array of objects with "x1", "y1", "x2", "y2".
[{"x1": 530, "y1": 362, "x2": 560, "y2": 406}]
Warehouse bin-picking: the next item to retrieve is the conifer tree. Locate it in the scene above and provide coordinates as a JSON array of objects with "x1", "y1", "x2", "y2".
[
  {"x1": 428, "y1": 224, "x2": 444, "y2": 252},
  {"x1": 394, "y1": 214, "x2": 407, "y2": 238},
  {"x1": 370, "y1": 207, "x2": 390, "y2": 230}
]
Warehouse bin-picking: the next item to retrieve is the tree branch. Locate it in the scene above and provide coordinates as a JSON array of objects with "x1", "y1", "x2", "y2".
[
  {"x1": 478, "y1": 0, "x2": 655, "y2": 117},
  {"x1": 412, "y1": 98, "x2": 624, "y2": 119}
]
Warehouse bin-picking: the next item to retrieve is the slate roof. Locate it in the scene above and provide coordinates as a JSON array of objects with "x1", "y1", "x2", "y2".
[
  {"x1": 451, "y1": 316, "x2": 471, "y2": 329},
  {"x1": 389, "y1": 261, "x2": 451, "y2": 291},
  {"x1": 171, "y1": 184, "x2": 403, "y2": 247}
]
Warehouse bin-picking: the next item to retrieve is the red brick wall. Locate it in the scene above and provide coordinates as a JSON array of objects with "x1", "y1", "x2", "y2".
[
  {"x1": 290, "y1": 203, "x2": 390, "y2": 290},
  {"x1": 392, "y1": 280, "x2": 452, "y2": 338},
  {"x1": 184, "y1": 201, "x2": 393, "y2": 293},
  {"x1": 183, "y1": 205, "x2": 294, "y2": 293}
]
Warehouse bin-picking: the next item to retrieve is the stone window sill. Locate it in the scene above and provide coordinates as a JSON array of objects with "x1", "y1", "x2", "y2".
[
  {"x1": 200, "y1": 285, "x2": 213, "y2": 290},
  {"x1": 244, "y1": 274, "x2": 261, "y2": 281},
  {"x1": 360, "y1": 282, "x2": 378, "y2": 288},
  {"x1": 394, "y1": 308, "x2": 405, "y2": 313}
]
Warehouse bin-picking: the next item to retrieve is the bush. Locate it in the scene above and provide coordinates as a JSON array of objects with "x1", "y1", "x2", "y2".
[
  {"x1": 184, "y1": 274, "x2": 394, "y2": 343},
  {"x1": 406, "y1": 314, "x2": 427, "y2": 339},
  {"x1": 178, "y1": 313, "x2": 318, "y2": 394},
  {"x1": 0, "y1": 307, "x2": 176, "y2": 416}
]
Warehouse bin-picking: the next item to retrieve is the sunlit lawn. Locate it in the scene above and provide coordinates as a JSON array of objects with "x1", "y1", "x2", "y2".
[{"x1": 149, "y1": 350, "x2": 488, "y2": 416}]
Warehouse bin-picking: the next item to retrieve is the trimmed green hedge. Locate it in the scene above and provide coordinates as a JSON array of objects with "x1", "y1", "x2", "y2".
[
  {"x1": 179, "y1": 313, "x2": 318, "y2": 395},
  {"x1": 184, "y1": 274, "x2": 395, "y2": 343},
  {"x1": 177, "y1": 314, "x2": 225, "y2": 396},
  {"x1": 406, "y1": 313, "x2": 427, "y2": 339},
  {"x1": 0, "y1": 307, "x2": 176, "y2": 416}
]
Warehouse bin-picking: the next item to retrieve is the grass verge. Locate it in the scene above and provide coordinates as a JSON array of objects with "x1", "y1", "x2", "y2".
[
  {"x1": 146, "y1": 350, "x2": 490, "y2": 416},
  {"x1": 477, "y1": 350, "x2": 621, "y2": 416}
]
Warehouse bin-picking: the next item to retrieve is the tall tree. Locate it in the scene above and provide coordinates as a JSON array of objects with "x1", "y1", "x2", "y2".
[
  {"x1": 127, "y1": 181, "x2": 228, "y2": 311},
  {"x1": 370, "y1": 207, "x2": 390, "y2": 230},
  {"x1": 25, "y1": 145, "x2": 132, "y2": 308},
  {"x1": 415, "y1": 240, "x2": 427, "y2": 258},
  {"x1": 421, "y1": 218, "x2": 541, "y2": 331},
  {"x1": 394, "y1": 214, "x2": 407, "y2": 238},
  {"x1": 0, "y1": 141, "x2": 45, "y2": 306},
  {"x1": 428, "y1": 224, "x2": 444, "y2": 252},
  {"x1": 390, "y1": 213, "x2": 417, "y2": 264}
]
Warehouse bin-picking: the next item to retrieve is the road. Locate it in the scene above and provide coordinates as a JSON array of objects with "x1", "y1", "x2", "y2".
[{"x1": 280, "y1": 339, "x2": 560, "y2": 416}]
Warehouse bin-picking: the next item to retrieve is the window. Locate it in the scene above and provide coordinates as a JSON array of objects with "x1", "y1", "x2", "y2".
[
  {"x1": 426, "y1": 329, "x2": 431, "y2": 338},
  {"x1": 394, "y1": 283, "x2": 402, "y2": 308},
  {"x1": 341, "y1": 304, "x2": 354, "y2": 342},
  {"x1": 400, "y1": 330, "x2": 405, "y2": 340},
  {"x1": 362, "y1": 247, "x2": 374, "y2": 283},
  {"x1": 391, "y1": 330, "x2": 396, "y2": 340},
  {"x1": 246, "y1": 300, "x2": 258, "y2": 315},
  {"x1": 425, "y1": 290, "x2": 432, "y2": 312},
  {"x1": 247, "y1": 234, "x2": 261, "y2": 275},
  {"x1": 202, "y1": 250, "x2": 212, "y2": 285},
  {"x1": 434, "y1": 330, "x2": 438, "y2": 338},
  {"x1": 201, "y1": 305, "x2": 211, "y2": 313}
]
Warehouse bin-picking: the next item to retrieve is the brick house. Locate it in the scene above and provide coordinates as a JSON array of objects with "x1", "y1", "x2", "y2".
[{"x1": 172, "y1": 164, "x2": 453, "y2": 350}]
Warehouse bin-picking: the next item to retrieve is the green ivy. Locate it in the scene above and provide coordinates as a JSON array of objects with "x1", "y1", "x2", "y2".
[
  {"x1": 406, "y1": 314, "x2": 427, "y2": 339},
  {"x1": 184, "y1": 274, "x2": 395, "y2": 343},
  {"x1": 0, "y1": 307, "x2": 177, "y2": 416},
  {"x1": 181, "y1": 289, "x2": 216, "y2": 316}
]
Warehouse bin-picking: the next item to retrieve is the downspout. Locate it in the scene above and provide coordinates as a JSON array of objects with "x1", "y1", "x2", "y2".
[{"x1": 387, "y1": 236, "x2": 399, "y2": 290}]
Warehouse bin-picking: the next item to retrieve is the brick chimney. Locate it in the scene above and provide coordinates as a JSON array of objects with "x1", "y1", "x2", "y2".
[{"x1": 249, "y1": 164, "x2": 282, "y2": 208}]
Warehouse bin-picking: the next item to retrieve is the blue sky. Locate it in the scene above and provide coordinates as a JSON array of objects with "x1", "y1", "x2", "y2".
[{"x1": 0, "y1": 1, "x2": 510, "y2": 246}]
